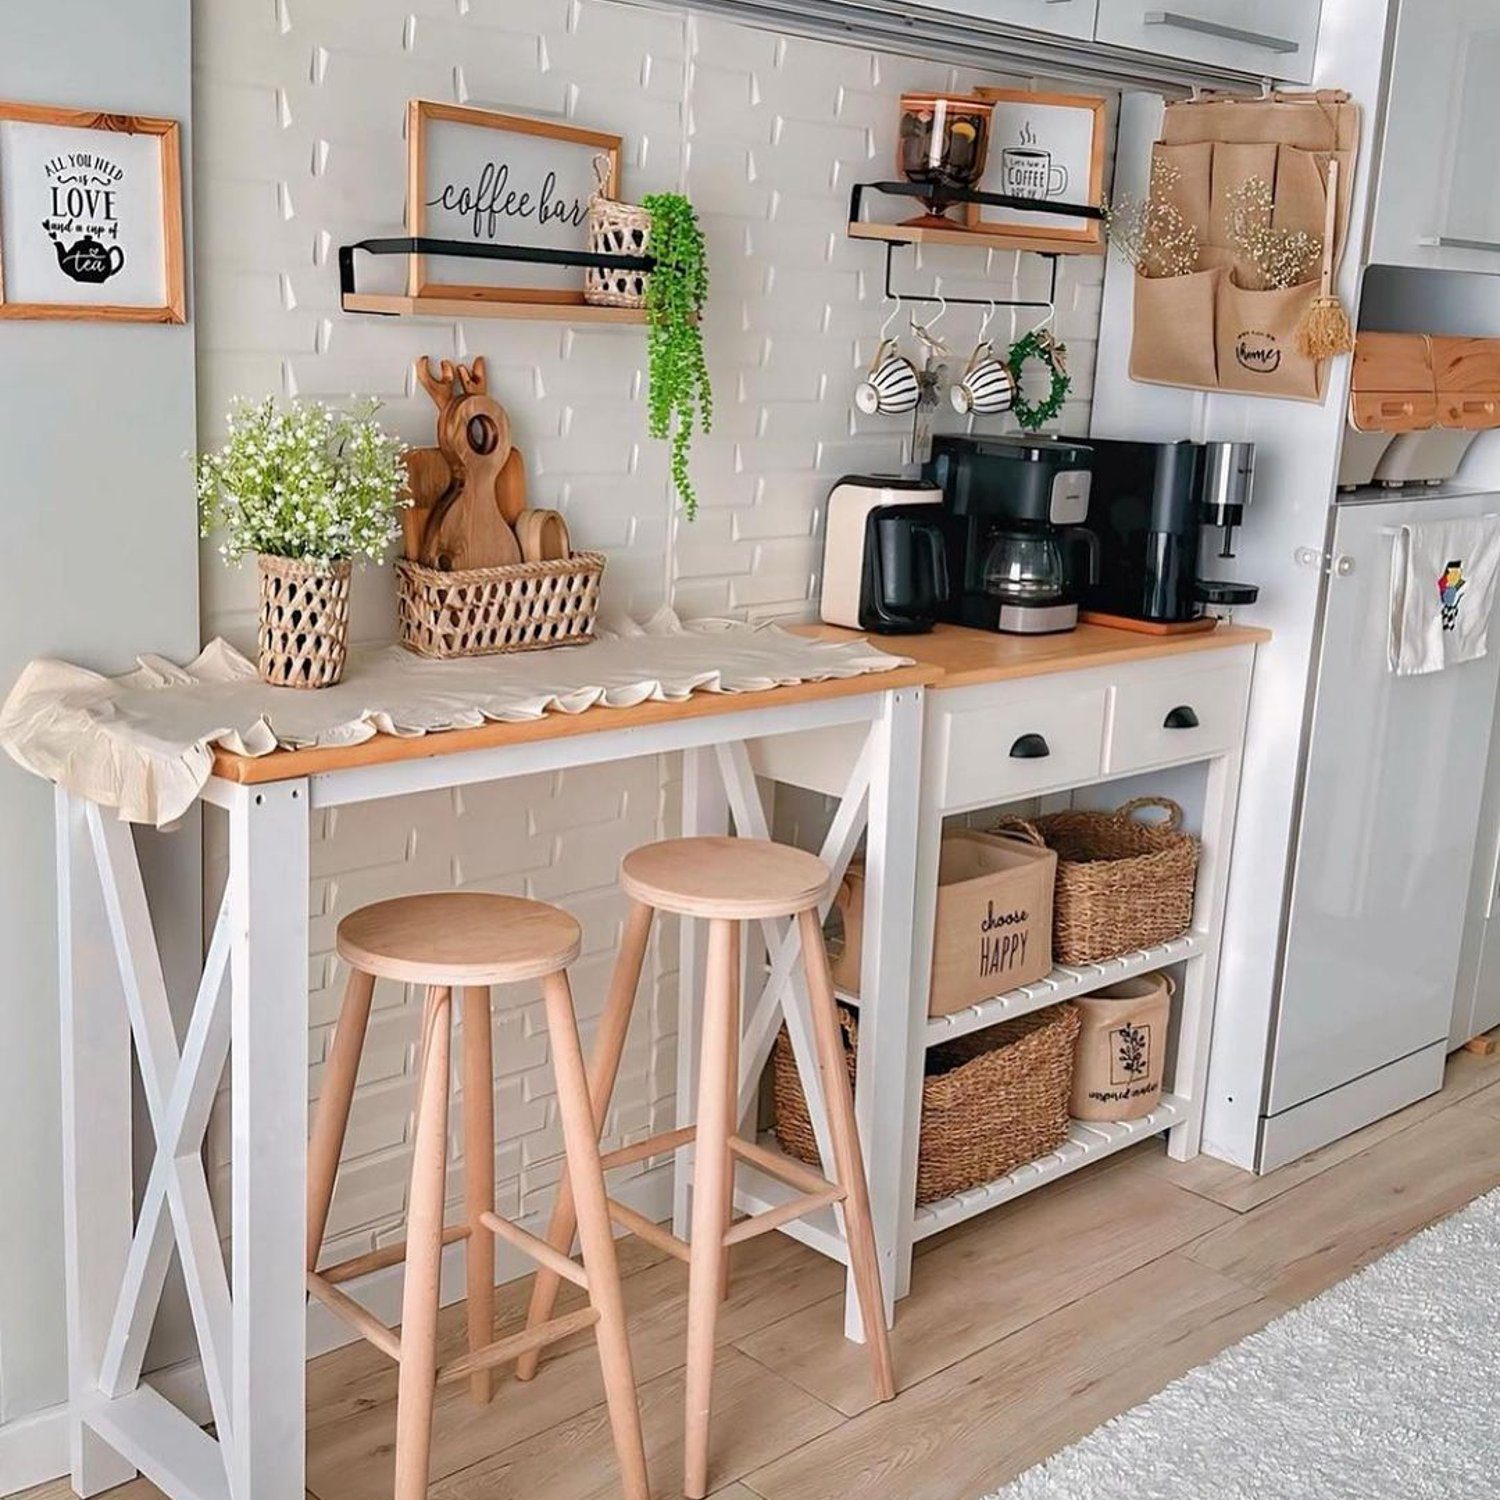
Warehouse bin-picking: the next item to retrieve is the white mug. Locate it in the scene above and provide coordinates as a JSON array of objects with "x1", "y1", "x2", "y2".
[
  {"x1": 855, "y1": 338, "x2": 921, "y2": 416},
  {"x1": 950, "y1": 344, "x2": 1016, "y2": 415}
]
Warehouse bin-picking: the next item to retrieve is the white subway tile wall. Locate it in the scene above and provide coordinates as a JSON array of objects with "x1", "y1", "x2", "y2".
[{"x1": 195, "y1": 0, "x2": 1109, "y2": 1266}]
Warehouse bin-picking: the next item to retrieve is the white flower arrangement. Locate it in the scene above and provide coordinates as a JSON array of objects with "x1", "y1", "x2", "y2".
[{"x1": 196, "y1": 397, "x2": 409, "y2": 566}]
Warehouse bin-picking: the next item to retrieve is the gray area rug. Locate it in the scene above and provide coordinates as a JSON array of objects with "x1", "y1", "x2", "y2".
[{"x1": 991, "y1": 1186, "x2": 1500, "y2": 1498}]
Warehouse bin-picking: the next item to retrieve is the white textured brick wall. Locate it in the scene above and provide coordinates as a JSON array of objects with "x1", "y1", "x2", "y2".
[{"x1": 193, "y1": 0, "x2": 1109, "y2": 1262}]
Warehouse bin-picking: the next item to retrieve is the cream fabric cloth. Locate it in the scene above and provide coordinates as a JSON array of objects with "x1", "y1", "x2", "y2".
[
  {"x1": 0, "y1": 613, "x2": 910, "y2": 827},
  {"x1": 1388, "y1": 520, "x2": 1500, "y2": 676}
]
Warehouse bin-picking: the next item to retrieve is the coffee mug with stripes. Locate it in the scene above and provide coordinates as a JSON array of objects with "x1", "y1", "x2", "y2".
[
  {"x1": 855, "y1": 338, "x2": 921, "y2": 416},
  {"x1": 950, "y1": 343, "x2": 1016, "y2": 416}
]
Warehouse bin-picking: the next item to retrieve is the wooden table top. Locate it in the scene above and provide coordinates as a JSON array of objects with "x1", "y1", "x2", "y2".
[
  {"x1": 798, "y1": 621, "x2": 1272, "y2": 690},
  {"x1": 209, "y1": 662, "x2": 942, "y2": 785},
  {"x1": 210, "y1": 621, "x2": 1270, "y2": 785}
]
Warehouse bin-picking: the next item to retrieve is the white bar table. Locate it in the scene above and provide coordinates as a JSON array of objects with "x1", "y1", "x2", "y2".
[{"x1": 52, "y1": 665, "x2": 933, "y2": 1500}]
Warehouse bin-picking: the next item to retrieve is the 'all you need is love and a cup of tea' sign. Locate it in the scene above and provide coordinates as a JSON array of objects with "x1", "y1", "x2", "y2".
[{"x1": 0, "y1": 100, "x2": 185, "y2": 322}]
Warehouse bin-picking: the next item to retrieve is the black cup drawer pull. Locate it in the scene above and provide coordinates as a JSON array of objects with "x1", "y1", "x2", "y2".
[
  {"x1": 1009, "y1": 732, "x2": 1051, "y2": 759},
  {"x1": 1164, "y1": 705, "x2": 1200, "y2": 730}
]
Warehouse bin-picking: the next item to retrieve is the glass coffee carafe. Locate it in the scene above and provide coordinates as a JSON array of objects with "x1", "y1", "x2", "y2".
[{"x1": 982, "y1": 524, "x2": 1069, "y2": 605}]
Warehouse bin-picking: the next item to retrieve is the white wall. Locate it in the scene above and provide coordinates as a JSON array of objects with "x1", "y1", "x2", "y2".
[
  {"x1": 192, "y1": 0, "x2": 1110, "y2": 1273},
  {"x1": 0, "y1": 0, "x2": 199, "y2": 1483}
]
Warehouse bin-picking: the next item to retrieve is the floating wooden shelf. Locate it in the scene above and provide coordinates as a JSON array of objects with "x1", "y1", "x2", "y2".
[
  {"x1": 342, "y1": 291, "x2": 649, "y2": 324},
  {"x1": 847, "y1": 220, "x2": 1103, "y2": 256}
]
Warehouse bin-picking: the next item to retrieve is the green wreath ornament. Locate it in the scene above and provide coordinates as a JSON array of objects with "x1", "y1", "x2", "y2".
[{"x1": 1006, "y1": 328, "x2": 1071, "y2": 431}]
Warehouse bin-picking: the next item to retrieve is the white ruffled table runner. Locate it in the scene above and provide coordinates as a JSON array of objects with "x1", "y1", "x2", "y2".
[{"x1": 0, "y1": 613, "x2": 908, "y2": 827}]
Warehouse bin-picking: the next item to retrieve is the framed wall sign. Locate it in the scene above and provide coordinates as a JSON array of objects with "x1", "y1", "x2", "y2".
[
  {"x1": 406, "y1": 99, "x2": 622, "y2": 307},
  {"x1": 967, "y1": 89, "x2": 1108, "y2": 252},
  {"x1": 0, "y1": 100, "x2": 185, "y2": 322}
]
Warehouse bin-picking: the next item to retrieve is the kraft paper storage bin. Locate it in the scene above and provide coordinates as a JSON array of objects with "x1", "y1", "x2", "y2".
[
  {"x1": 773, "y1": 1002, "x2": 1080, "y2": 1204},
  {"x1": 829, "y1": 827, "x2": 1056, "y2": 1016},
  {"x1": 1070, "y1": 973, "x2": 1173, "y2": 1121}
]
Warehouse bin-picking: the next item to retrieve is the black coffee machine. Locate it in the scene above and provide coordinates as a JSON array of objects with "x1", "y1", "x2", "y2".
[
  {"x1": 924, "y1": 434, "x2": 1097, "y2": 634},
  {"x1": 1060, "y1": 436, "x2": 1260, "y2": 627}
]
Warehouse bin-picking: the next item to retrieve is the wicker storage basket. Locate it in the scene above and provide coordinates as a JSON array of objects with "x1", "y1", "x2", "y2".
[
  {"x1": 773, "y1": 1002, "x2": 1080, "y2": 1204},
  {"x1": 257, "y1": 554, "x2": 351, "y2": 689},
  {"x1": 996, "y1": 797, "x2": 1199, "y2": 966},
  {"x1": 396, "y1": 553, "x2": 604, "y2": 659},
  {"x1": 585, "y1": 196, "x2": 652, "y2": 309}
]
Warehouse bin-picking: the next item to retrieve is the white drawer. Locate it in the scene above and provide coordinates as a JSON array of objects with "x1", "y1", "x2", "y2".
[
  {"x1": 1094, "y1": 0, "x2": 1321, "y2": 83},
  {"x1": 935, "y1": 687, "x2": 1107, "y2": 810},
  {"x1": 1105, "y1": 660, "x2": 1250, "y2": 774}
]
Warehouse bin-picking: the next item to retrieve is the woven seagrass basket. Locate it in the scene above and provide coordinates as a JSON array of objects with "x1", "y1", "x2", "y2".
[
  {"x1": 773, "y1": 1001, "x2": 1079, "y2": 1204},
  {"x1": 994, "y1": 797, "x2": 1199, "y2": 966},
  {"x1": 257, "y1": 554, "x2": 352, "y2": 689},
  {"x1": 585, "y1": 196, "x2": 652, "y2": 309},
  {"x1": 396, "y1": 552, "x2": 604, "y2": 659}
]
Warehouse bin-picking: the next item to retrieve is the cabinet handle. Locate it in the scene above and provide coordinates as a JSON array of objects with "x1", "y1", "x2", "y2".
[
  {"x1": 1009, "y1": 733, "x2": 1051, "y2": 760},
  {"x1": 1163, "y1": 705, "x2": 1200, "y2": 730},
  {"x1": 1142, "y1": 10, "x2": 1299, "y2": 54},
  {"x1": 1422, "y1": 235, "x2": 1500, "y2": 254}
]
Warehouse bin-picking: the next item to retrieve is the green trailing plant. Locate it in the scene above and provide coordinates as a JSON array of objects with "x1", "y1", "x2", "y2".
[{"x1": 643, "y1": 192, "x2": 713, "y2": 519}]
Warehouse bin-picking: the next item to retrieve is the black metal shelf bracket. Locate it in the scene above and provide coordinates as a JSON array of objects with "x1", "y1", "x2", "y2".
[
  {"x1": 849, "y1": 179, "x2": 1106, "y2": 224},
  {"x1": 338, "y1": 235, "x2": 657, "y2": 304},
  {"x1": 849, "y1": 180, "x2": 1100, "y2": 314}
]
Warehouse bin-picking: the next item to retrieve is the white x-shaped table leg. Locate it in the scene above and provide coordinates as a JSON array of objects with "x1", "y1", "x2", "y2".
[{"x1": 85, "y1": 806, "x2": 236, "y2": 1466}]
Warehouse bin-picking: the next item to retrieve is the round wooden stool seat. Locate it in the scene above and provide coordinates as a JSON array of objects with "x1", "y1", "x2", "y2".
[
  {"x1": 337, "y1": 893, "x2": 582, "y2": 986},
  {"x1": 621, "y1": 837, "x2": 829, "y2": 920}
]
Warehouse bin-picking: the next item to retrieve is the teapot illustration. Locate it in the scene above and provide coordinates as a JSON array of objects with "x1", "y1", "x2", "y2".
[{"x1": 53, "y1": 234, "x2": 125, "y2": 284}]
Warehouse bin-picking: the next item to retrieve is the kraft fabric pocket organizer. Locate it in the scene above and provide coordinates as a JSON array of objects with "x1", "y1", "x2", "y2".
[{"x1": 1129, "y1": 90, "x2": 1360, "y2": 403}]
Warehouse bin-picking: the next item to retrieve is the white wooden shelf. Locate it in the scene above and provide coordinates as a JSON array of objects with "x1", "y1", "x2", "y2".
[
  {"x1": 910, "y1": 1093, "x2": 1187, "y2": 1241},
  {"x1": 919, "y1": 932, "x2": 1207, "y2": 1046}
]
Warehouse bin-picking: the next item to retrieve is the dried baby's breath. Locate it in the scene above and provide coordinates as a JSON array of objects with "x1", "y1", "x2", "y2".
[
  {"x1": 1226, "y1": 176, "x2": 1322, "y2": 291},
  {"x1": 1104, "y1": 156, "x2": 1200, "y2": 279}
]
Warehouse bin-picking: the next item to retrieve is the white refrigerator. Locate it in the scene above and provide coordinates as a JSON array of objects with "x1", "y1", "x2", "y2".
[{"x1": 1258, "y1": 485, "x2": 1500, "y2": 1168}]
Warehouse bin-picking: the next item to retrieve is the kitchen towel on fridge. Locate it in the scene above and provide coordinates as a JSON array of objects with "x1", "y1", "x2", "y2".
[{"x1": 1388, "y1": 519, "x2": 1500, "y2": 675}]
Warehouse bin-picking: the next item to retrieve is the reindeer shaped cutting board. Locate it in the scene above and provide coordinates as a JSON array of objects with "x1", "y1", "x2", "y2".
[{"x1": 410, "y1": 356, "x2": 525, "y2": 570}]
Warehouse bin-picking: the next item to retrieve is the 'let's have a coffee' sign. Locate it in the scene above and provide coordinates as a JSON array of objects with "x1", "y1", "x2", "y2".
[{"x1": 0, "y1": 105, "x2": 184, "y2": 321}]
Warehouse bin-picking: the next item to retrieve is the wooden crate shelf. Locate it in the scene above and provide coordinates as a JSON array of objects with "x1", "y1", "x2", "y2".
[{"x1": 342, "y1": 291, "x2": 649, "y2": 324}]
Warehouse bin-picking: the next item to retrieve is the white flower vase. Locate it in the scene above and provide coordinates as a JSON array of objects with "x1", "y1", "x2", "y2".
[{"x1": 257, "y1": 554, "x2": 352, "y2": 689}]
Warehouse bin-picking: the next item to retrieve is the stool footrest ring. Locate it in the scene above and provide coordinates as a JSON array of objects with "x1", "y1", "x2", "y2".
[
  {"x1": 606, "y1": 1197, "x2": 692, "y2": 1263},
  {"x1": 306, "y1": 1271, "x2": 402, "y2": 1362},
  {"x1": 598, "y1": 1123, "x2": 696, "y2": 1172},
  {"x1": 439, "y1": 1305, "x2": 601, "y2": 1385},
  {"x1": 317, "y1": 1223, "x2": 471, "y2": 1286},
  {"x1": 478, "y1": 1209, "x2": 590, "y2": 1291},
  {"x1": 723, "y1": 1187, "x2": 846, "y2": 1247}
]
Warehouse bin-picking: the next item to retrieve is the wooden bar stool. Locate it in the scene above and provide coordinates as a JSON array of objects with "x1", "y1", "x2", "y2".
[
  {"x1": 517, "y1": 837, "x2": 896, "y2": 1499},
  {"x1": 305, "y1": 892, "x2": 649, "y2": 1500}
]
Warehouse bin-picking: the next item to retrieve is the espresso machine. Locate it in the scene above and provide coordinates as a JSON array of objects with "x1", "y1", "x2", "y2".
[
  {"x1": 924, "y1": 434, "x2": 1097, "y2": 634},
  {"x1": 1061, "y1": 435, "x2": 1260, "y2": 629}
]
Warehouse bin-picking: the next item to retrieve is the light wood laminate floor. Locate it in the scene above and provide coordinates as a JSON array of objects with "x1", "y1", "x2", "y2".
[{"x1": 22, "y1": 1037, "x2": 1500, "y2": 1500}]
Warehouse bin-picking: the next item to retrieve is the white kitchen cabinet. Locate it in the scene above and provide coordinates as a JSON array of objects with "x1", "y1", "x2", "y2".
[
  {"x1": 1094, "y1": 0, "x2": 1322, "y2": 82},
  {"x1": 918, "y1": 0, "x2": 1097, "y2": 40},
  {"x1": 1370, "y1": 0, "x2": 1500, "y2": 272}
]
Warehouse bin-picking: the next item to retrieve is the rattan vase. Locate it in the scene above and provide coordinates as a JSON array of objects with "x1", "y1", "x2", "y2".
[
  {"x1": 257, "y1": 554, "x2": 352, "y2": 689},
  {"x1": 585, "y1": 195, "x2": 652, "y2": 309}
]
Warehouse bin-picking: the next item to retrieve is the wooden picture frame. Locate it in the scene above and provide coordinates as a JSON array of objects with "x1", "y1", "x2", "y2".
[
  {"x1": 406, "y1": 99, "x2": 622, "y2": 308},
  {"x1": 966, "y1": 88, "x2": 1108, "y2": 253},
  {"x1": 0, "y1": 100, "x2": 184, "y2": 322}
]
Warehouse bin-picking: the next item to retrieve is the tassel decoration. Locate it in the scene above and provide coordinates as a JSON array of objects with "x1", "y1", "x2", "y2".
[{"x1": 1297, "y1": 157, "x2": 1355, "y2": 359}]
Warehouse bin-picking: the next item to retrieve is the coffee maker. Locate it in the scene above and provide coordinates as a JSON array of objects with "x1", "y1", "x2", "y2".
[
  {"x1": 924, "y1": 434, "x2": 1097, "y2": 634},
  {"x1": 1062, "y1": 436, "x2": 1260, "y2": 628}
]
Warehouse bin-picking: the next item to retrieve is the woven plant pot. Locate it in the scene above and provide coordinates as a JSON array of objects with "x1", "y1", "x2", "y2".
[
  {"x1": 994, "y1": 798, "x2": 1199, "y2": 965},
  {"x1": 585, "y1": 196, "x2": 652, "y2": 309},
  {"x1": 773, "y1": 1001, "x2": 1079, "y2": 1204},
  {"x1": 256, "y1": 554, "x2": 352, "y2": 689}
]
